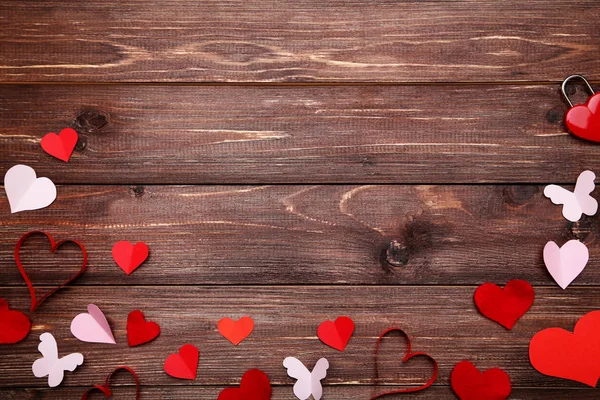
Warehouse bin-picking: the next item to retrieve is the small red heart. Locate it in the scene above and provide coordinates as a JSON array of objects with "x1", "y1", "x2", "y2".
[
  {"x1": 127, "y1": 310, "x2": 161, "y2": 347},
  {"x1": 81, "y1": 366, "x2": 139, "y2": 399},
  {"x1": 164, "y1": 344, "x2": 199, "y2": 380},
  {"x1": 474, "y1": 279, "x2": 534, "y2": 330},
  {"x1": 0, "y1": 298, "x2": 31, "y2": 344},
  {"x1": 317, "y1": 316, "x2": 355, "y2": 351},
  {"x1": 40, "y1": 128, "x2": 78, "y2": 162},
  {"x1": 218, "y1": 369, "x2": 272, "y2": 400},
  {"x1": 566, "y1": 93, "x2": 600, "y2": 142},
  {"x1": 218, "y1": 317, "x2": 254, "y2": 346},
  {"x1": 451, "y1": 360, "x2": 511, "y2": 400},
  {"x1": 112, "y1": 241, "x2": 149, "y2": 275}
]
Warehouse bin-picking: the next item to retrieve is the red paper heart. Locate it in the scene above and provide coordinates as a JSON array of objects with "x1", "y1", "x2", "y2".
[
  {"x1": 127, "y1": 310, "x2": 161, "y2": 347},
  {"x1": 474, "y1": 279, "x2": 534, "y2": 330},
  {"x1": 218, "y1": 317, "x2": 254, "y2": 346},
  {"x1": 40, "y1": 128, "x2": 78, "y2": 162},
  {"x1": 81, "y1": 366, "x2": 139, "y2": 399},
  {"x1": 14, "y1": 231, "x2": 88, "y2": 312},
  {"x1": 112, "y1": 241, "x2": 149, "y2": 275},
  {"x1": 371, "y1": 327, "x2": 438, "y2": 400},
  {"x1": 164, "y1": 344, "x2": 199, "y2": 380},
  {"x1": 451, "y1": 360, "x2": 512, "y2": 400},
  {"x1": 0, "y1": 298, "x2": 31, "y2": 344},
  {"x1": 566, "y1": 93, "x2": 600, "y2": 142},
  {"x1": 317, "y1": 316, "x2": 355, "y2": 351},
  {"x1": 529, "y1": 310, "x2": 600, "y2": 387},
  {"x1": 218, "y1": 369, "x2": 272, "y2": 400}
]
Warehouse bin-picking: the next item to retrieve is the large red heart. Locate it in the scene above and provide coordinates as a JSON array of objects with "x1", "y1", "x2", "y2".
[
  {"x1": 566, "y1": 93, "x2": 600, "y2": 142},
  {"x1": 81, "y1": 366, "x2": 139, "y2": 399},
  {"x1": 40, "y1": 127, "x2": 79, "y2": 162},
  {"x1": 164, "y1": 344, "x2": 199, "y2": 380},
  {"x1": 529, "y1": 310, "x2": 600, "y2": 387},
  {"x1": 127, "y1": 309, "x2": 161, "y2": 347},
  {"x1": 218, "y1": 369, "x2": 272, "y2": 400},
  {"x1": 473, "y1": 279, "x2": 534, "y2": 330},
  {"x1": 370, "y1": 327, "x2": 438, "y2": 400},
  {"x1": 450, "y1": 360, "x2": 512, "y2": 400},
  {"x1": 14, "y1": 231, "x2": 88, "y2": 312},
  {"x1": 317, "y1": 316, "x2": 355, "y2": 351},
  {"x1": 0, "y1": 298, "x2": 31, "y2": 344},
  {"x1": 112, "y1": 241, "x2": 149, "y2": 275},
  {"x1": 218, "y1": 316, "x2": 254, "y2": 346}
]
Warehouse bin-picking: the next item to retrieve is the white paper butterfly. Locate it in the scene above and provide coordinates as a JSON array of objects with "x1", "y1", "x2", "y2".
[
  {"x1": 283, "y1": 357, "x2": 329, "y2": 400},
  {"x1": 544, "y1": 170, "x2": 598, "y2": 222},
  {"x1": 32, "y1": 333, "x2": 84, "y2": 387}
]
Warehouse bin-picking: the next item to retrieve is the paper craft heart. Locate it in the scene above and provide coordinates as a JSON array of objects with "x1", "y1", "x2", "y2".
[
  {"x1": 450, "y1": 360, "x2": 512, "y2": 400},
  {"x1": 543, "y1": 240, "x2": 589, "y2": 289},
  {"x1": 15, "y1": 231, "x2": 88, "y2": 312},
  {"x1": 81, "y1": 366, "x2": 139, "y2": 400},
  {"x1": 218, "y1": 317, "x2": 254, "y2": 346},
  {"x1": 4, "y1": 164, "x2": 57, "y2": 213},
  {"x1": 0, "y1": 298, "x2": 31, "y2": 344},
  {"x1": 474, "y1": 280, "x2": 534, "y2": 330},
  {"x1": 566, "y1": 93, "x2": 600, "y2": 142},
  {"x1": 371, "y1": 327, "x2": 438, "y2": 400},
  {"x1": 70, "y1": 304, "x2": 116, "y2": 344},
  {"x1": 40, "y1": 128, "x2": 78, "y2": 162},
  {"x1": 529, "y1": 310, "x2": 600, "y2": 387},
  {"x1": 127, "y1": 310, "x2": 160, "y2": 347},
  {"x1": 317, "y1": 316, "x2": 355, "y2": 352},
  {"x1": 164, "y1": 344, "x2": 199, "y2": 380},
  {"x1": 112, "y1": 241, "x2": 149, "y2": 275},
  {"x1": 218, "y1": 369, "x2": 272, "y2": 400}
]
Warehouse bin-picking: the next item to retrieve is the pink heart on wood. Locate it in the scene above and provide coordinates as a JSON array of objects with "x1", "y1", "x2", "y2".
[
  {"x1": 70, "y1": 304, "x2": 116, "y2": 344},
  {"x1": 543, "y1": 240, "x2": 589, "y2": 289}
]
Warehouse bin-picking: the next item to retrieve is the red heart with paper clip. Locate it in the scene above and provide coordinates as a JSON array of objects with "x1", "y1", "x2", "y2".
[
  {"x1": 566, "y1": 93, "x2": 600, "y2": 142},
  {"x1": 81, "y1": 367, "x2": 139, "y2": 399}
]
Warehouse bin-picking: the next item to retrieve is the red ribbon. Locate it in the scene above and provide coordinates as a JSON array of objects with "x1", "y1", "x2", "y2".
[{"x1": 81, "y1": 366, "x2": 139, "y2": 399}]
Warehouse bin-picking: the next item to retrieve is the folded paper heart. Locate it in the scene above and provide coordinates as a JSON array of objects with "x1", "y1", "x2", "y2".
[
  {"x1": 370, "y1": 327, "x2": 438, "y2": 400},
  {"x1": 127, "y1": 309, "x2": 161, "y2": 347},
  {"x1": 317, "y1": 316, "x2": 355, "y2": 352},
  {"x1": 529, "y1": 310, "x2": 600, "y2": 387},
  {"x1": 218, "y1": 369, "x2": 272, "y2": 400},
  {"x1": 164, "y1": 344, "x2": 199, "y2": 380},
  {"x1": 71, "y1": 304, "x2": 116, "y2": 344},
  {"x1": 0, "y1": 298, "x2": 31, "y2": 344},
  {"x1": 112, "y1": 241, "x2": 149, "y2": 275},
  {"x1": 474, "y1": 280, "x2": 534, "y2": 330},
  {"x1": 4, "y1": 164, "x2": 57, "y2": 213},
  {"x1": 218, "y1": 316, "x2": 254, "y2": 346},
  {"x1": 81, "y1": 366, "x2": 139, "y2": 400},
  {"x1": 566, "y1": 92, "x2": 600, "y2": 142},
  {"x1": 40, "y1": 128, "x2": 78, "y2": 162},
  {"x1": 543, "y1": 240, "x2": 589, "y2": 289},
  {"x1": 450, "y1": 360, "x2": 511, "y2": 400},
  {"x1": 15, "y1": 231, "x2": 88, "y2": 312}
]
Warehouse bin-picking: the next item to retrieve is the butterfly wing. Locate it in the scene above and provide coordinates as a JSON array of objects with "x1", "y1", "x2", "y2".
[
  {"x1": 283, "y1": 357, "x2": 312, "y2": 400},
  {"x1": 310, "y1": 358, "x2": 329, "y2": 400},
  {"x1": 544, "y1": 184, "x2": 582, "y2": 222},
  {"x1": 32, "y1": 333, "x2": 59, "y2": 386},
  {"x1": 574, "y1": 170, "x2": 598, "y2": 217}
]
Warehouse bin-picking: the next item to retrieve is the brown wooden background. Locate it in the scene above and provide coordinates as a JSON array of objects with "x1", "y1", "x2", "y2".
[{"x1": 1, "y1": 1, "x2": 599, "y2": 398}]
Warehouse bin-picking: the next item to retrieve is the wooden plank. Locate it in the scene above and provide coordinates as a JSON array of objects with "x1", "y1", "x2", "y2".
[
  {"x1": 2, "y1": 184, "x2": 598, "y2": 286},
  {"x1": 1, "y1": 84, "x2": 599, "y2": 184},
  {"x1": 0, "y1": 286, "x2": 596, "y2": 390},
  {"x1": 0, "y1": 1, "x2": 598, "y2": 83}
]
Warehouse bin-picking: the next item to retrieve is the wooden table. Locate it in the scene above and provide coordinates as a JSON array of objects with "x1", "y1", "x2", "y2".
[{"x1": 1, "y1": 1, "x2": 599, "y2": 398}]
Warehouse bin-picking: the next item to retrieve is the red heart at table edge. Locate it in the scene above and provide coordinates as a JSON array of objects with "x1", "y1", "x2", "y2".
[
  {"x1": 218, "y1": 316, "x2": 254, "y2": 346},
  {"x1": 566, "y1": 93, "x2": 600, "y2": 142},
  {"x1": 164, "y1": 344, "x2": 199, "y2": 380},
  {"x1": 112, "y1": 241, "x2": 149, "y2": 275},
  {"x1": 127, "y1": 309, "x2": 161, "y2": 347},
  {"x1": 474, "y1": 279, "x2": 534, "y2": 330},
  {"x1": 40, "y1": 127, "x2": 79, "y2": 162},
  {"x1": 218, "y1": 369, "x2": 272, "y2": 400},
  {"x1": 0, "y1": 298, "x2": 31, "y2": 344},
  {"x1": 14, "y1": 231, "x2": 88, "y2": 312},
  {"x1": 317, "y1": 316, "x2": 355, "y2": 351},
  {"x1": 81, "y1": 366, "x2": 139, "y2": 400},
  {"x1": 450, "y1": 360, "x2": 512, "y2": 400},
  {"x1": 529, "y1": 310, "x2": 600, "y2": 387},
  {"x1": 370, "y1": 327, "x2": 438, "y2": 400}
]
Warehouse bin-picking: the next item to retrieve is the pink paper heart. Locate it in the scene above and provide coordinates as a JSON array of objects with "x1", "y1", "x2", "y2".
[
  {"x1": 543, "y1": 240, "x2": 589, "y2": 290},
  {"x1": 70, "y1": 304, "x2": 116, "y2": 344}
]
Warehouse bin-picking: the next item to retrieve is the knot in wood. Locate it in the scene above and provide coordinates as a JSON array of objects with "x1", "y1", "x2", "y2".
[
  {"x1": 567, "y1": 216, "x2": 594, "y2": 242},
  {"x1": 545, "y1": 107, "x2": 564, "y2": 124},
  {"x1": 503, "y1": 186, "x2": 537, "y2": 206},
  {"x1": 384, "y1": 240, "x2": 409, "y2": 268},
  {"x1": 129, "y1": 185, "x2": 145, "y2": 197},
  {"x1": 74, "y1": 135, "x2": 87, "y2": 151},
  {"x1": 73, "y1": 109, "x2": 109, "y2": 133}
]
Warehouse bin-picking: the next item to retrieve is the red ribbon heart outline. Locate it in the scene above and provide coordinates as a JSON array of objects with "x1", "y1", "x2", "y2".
[
  {"x1": 81, "y1": 366, "x2": 139, "y2": 399},
  {"x1": 370, "y1": 327, "x2": 439, "y2": 400},
  {"x1": 14, "y1": 231, "x2": 88, "y2": 312}
]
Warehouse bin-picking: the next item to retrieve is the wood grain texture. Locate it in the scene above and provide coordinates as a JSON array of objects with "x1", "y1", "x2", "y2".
[
  {"x1": 0, "y1": 1, "x2": 599, "y2": 83},
  {"x1": 1, "y1": 84, "x2": 599, "y2": 184}
]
